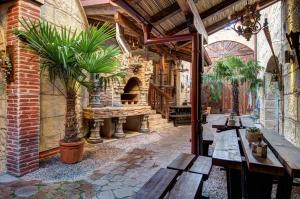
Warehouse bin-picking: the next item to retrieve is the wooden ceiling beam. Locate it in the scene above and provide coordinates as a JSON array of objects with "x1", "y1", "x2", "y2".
[
  {"x1": 166, "y1": 22, "x2": 188, "y2": 35},
  {"x1": 186, "y1": 0, "x2": 208, "y2": 41},
  {"x1": 176, "y1": 0, "x2": 190, "y2": 15},
  {"x1": 206, "y1": 0, "x2": 280, "y2": 35},
  {"x1": 200, "y1": 0, "x2": 239, "y2": 19},
  {"x1": 81, "y1": 0, "x2": 110, "y2": 7},
  {"x1": 114, "y1": 12, "x2": 143, "y2": 36},
  {"x1": 84, "y1": 5, "x2": 120, "y2": 16},
  {"x1": 149, "y1": 3, "x2": 181, "y2": 24}
]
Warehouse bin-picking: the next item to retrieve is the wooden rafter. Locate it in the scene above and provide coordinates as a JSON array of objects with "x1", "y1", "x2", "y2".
[
  {"x1": 166, "y1": 22, "x2": 188, "y2": 35},
  {"x1": 114, "y1": 12, "x2": 143, "y2": 36},
  {"x1": 200, "y1": 0, "x2": 239, "y2": 19},
  {"x1": 206, "y1": 0, "x2": 279, "y2": 35},
  {"x1": 149, "y1": 3, "x2": 181, "y2": 24}
]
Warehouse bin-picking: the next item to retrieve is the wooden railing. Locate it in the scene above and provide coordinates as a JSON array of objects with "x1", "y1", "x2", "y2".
[{"x1": 148, "y1": 83, "x2": 173, "y2": 120}]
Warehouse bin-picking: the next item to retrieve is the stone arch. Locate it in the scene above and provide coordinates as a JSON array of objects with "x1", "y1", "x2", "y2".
[
  {"x1": 204, "y1": 40, "x2": 254, "y2": 114},
  {"x1": 261, "y1": 55, "x2": 280, "y2": 131}
]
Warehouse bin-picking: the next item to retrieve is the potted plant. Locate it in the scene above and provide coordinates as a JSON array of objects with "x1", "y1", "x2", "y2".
[
  {"x1": 203, "y1": 56, "x2": 262, "y2": 115},
  {"x1": 15, "y1": 19, "x2": 121, "y2": 163},
  {"x1": 246, "y1": 127, "x2": 263, "y2": 143}
]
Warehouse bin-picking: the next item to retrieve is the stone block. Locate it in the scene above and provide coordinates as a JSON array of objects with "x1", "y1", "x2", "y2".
[
  {"x1": 40, "y1": 134, "x2": 61, "y2": 152},
  {"x1": 264, "y1": 109, "x2": 276, "y2": 120},
  {"x1": 41, "y1": 115, "x2": 65, "y2": 137},
  {"x1": 41, "y1": 95, "x2": 66, "y2": 118},
  {"x1": 284, "y1": 94, "x2": 298, "y2": 121},
  {"x1": 41, "y1": 3, "x2": 55, "y2": 23},
  {"x1": 283, "y1": 118, "x2": 296, "y2": 145},
  {"x1": 264, "y1": 99, "x2": 276, "y2": 109}
]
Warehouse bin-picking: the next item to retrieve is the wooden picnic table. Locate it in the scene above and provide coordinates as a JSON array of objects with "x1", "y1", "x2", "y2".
[
  {"x1": 212, "y1": 116, "x2": 256, "y2": 133},
  {"x1": 212, "y1": 128, "x2": 288, "y2": 199},
  {"x1": 261, "y1": 128, "x2": 300, "y2": 199},
  {"x1": 239, "y1": 129, "x2": 285, "y2": 199},
  {"x1": 212, "y1": 130, "x2": 243, "y2": 199}
]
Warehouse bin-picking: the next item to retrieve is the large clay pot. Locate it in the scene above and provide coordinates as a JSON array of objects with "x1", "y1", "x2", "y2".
[{"x1": 59, "y1": 139, "x2": 84, "y2": 164}]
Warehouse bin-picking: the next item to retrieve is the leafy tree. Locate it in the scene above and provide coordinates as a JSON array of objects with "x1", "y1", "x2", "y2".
[
  {"x1": 203, "y1": 56, "x2": 262, "y2": 115},
  {"x1": 15, "y1": 19, "x2": 121, "y2": 142}
]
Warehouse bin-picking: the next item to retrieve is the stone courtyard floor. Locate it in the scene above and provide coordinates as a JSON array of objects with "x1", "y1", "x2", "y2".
[{"x1": 0, "y1": 115, "x2": 299, "y2": 199}]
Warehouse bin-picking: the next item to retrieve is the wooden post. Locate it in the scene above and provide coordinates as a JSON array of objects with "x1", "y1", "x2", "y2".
[{"x1": 191, "y1": 33, "x2": 203, "y2": 155}]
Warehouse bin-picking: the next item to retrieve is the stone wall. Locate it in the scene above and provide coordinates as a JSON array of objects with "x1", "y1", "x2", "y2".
[
  {"x1": 257, "y1": 0, "x2": 300, "y2": 147},
  {"x1": 0, "y1": 3, "x2": 9, "y2": 174},
  {"x1": 39, "y1": 0, "x2": 88, "y2": 152}
]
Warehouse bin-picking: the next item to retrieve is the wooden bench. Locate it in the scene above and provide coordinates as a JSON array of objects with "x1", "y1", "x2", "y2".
[
  {"x1": 166, "y1": 172, "x2": 203, "y2": 199},
  {"x1": 189, "y1": 156, "x2": 212, "y2": 180},
  {"x1": 167, "y1": 153, "x2": 196, "y2": 171},
  {"x1": 135, "y1": 168, "x2": 179, "y2": 199}
]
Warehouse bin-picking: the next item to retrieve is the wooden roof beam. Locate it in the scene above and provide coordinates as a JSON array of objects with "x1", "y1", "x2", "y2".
[
  {"x1": 206, "y1": 0, "x2": 280, "y2": 35},
  {"x1": 80, "y1": 0, "x2": 110, "y2": 7},
  {"x1": 168, "y1": 0, "x2": 239, "y2": 36},
  {"x1": 114, "y1": 12, "x2": 143, "y2": 36},
  {"x1": 149, "y1": 3, "x2": 181, "y2": 25}
]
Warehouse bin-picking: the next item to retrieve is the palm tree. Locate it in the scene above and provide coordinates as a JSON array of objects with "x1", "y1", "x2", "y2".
[
  {"x1": 15, "y1": 19, "x2": 121, "y2": 142},
  {"x1": 204, "y1": 56, "x2": 262, "y2": 115}
]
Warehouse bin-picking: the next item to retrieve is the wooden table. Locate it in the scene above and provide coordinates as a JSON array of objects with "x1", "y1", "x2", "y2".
[
  {"x1": 212, "y1": 130, "x2": 243, "y2": 199},
  {"x1": 212, "y1": 117, "x2": 244, "y2": 132},
  {"x1": 262, "y1": 128, "x2": 300, "y2": 199},
  {"x1": 239, "y1": 129, "x2": 285, "y2": 199}
]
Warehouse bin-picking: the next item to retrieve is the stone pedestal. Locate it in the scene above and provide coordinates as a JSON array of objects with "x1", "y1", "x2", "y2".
[
  {"x1": 87, "y1": 119, "x2": 104, "y2": 144},
  {"x1": 140, "y1": 115, "x2": 150, "y2": 133},
  {"x1": 114, "y1": 117, "x2": 126, "y2": 138}
]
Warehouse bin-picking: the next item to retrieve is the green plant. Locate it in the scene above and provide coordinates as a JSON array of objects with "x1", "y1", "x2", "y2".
[
  {"x1": 204, "y1": 56, "x2": 262, "y2": 115},
  {"x1": 202, "y1": 73, "x2": 222, "y2": 102},
  {"x1": 15, "y1": 19, "x2": 121, "y2": 142}
]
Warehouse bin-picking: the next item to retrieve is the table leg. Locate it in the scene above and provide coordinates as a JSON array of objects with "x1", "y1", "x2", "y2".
[
  {"x1": 244, "y1": 170, "x2": 273, "y2": 199},
  {"x1": 276, "y1": 173, "x2": 293, "y2": 199},
  {"x1": 202, "y1": 142, "x2": 209, "y2": 156},
  {"x1": 226, "y1": 168, "x2": 242, "y2": 199}
]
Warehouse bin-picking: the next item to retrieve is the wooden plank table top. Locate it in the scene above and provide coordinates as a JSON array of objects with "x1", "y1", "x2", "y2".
[
  {"x1": 262, "y1": 128, "x2": 300, "y2": 177},
  {"x1": 167, "y1": 153, "x2": 196, "y2": 171},
  {"x1": 240, "y1": 116, "x2": 256, "y2": 128},
  {"x1": 212, "y1": 130, "x2": 242, "y2": 170},
  {"x1": 211, "y1": 117, "x2": 228, "y2": 129},
  {"x1": 135, "y1": 168, "x2": 179, "y2": 199},
  {"x1": 166, "y1": 172, "x2": 203, "y2": 199},
  {"x1": 238, "y1": 129, "x2": 285, "y2": 176}
]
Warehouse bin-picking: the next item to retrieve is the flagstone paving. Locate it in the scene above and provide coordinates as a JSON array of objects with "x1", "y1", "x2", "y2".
[{"x1": 0, "y1": 115, "x2": 299, "y2": 199}]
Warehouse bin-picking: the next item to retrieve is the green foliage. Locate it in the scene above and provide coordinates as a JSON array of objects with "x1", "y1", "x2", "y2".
[
  {"x1": 14, "y1": 18, "x2": 122, "y2": 95},
  {"x1": 203, "y1": 56, "x2": 263, "y2": 101},
  {"x1": 202, "y1": 73, "x2": 222, "y2": 102}
]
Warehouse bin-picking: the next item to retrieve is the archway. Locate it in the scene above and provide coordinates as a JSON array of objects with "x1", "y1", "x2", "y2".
[
  {"x1": 261, "y1": 56, "x2": 280, "y2": 131},
  {"x1": 204, "y1": 40, "x2": 254, "y2": 114}
]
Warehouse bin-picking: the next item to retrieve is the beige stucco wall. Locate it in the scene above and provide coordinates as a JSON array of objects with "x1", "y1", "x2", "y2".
[
  {"x1": 39, "y1": 0, "x2": 88, "y2": 152},
  {"x1": 257, "y1": 0, "x2": 300, "y2": 147}
]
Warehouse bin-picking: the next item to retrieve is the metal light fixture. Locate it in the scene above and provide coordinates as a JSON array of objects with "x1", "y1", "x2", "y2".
[
  {"x1": 286, "y1": 31, "x2": 300, "y2": 65},
  {"x1": 232, "y1": 0, "x2": 268, "y2": 41}
]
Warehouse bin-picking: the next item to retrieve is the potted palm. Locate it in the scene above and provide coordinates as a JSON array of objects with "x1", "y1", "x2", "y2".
[
  {"x1": 203, "y1": 56, "x2": 262, "y2": 115},
  {"x1": 15, "y1": 19, "x2": 121, "y2": 163}
]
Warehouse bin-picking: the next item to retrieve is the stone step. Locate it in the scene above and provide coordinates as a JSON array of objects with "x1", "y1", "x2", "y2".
[{"x1": 148, "y1": 114, "x2": 163, "y2": 120}]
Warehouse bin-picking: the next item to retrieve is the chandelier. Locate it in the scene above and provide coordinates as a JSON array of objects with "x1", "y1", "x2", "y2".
[{"x1": 232, "y1": 0, "x2": 268, "y2": 41}]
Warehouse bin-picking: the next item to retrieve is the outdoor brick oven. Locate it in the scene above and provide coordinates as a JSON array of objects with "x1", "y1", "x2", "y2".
[{"x1": 83, "y1": 54, "x2": 153, "y2": 143}]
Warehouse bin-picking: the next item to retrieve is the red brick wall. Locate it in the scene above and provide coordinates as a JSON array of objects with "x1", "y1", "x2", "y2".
[{"x1": 6, "y1": 0, "x2": 41, "y2": 176}]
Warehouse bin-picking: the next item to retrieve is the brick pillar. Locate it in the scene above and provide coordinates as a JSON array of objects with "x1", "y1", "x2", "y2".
[{"x1": 6, "y1": 0, "x2": 41, "y2": 176}]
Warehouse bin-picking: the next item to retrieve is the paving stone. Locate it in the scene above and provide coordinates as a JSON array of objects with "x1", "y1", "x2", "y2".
[
  {"x1": 0, "y1": 174, "x2": 18, "y2": 183},
  {"x1": 97, "y1": 190, "x2": 115, "y2": 199},
  {"x1": 60, "y1": 182, "x2": 81, "y2": 190},
  {"x1": 93, "y1": 179, "x2": 109, "y2": 187},
  {"x1": 113, "y1": 187, "x2": 135, "y2": 198},
  {"x1": 14, "y1": 186, "x2": 38, "y2": 197}
]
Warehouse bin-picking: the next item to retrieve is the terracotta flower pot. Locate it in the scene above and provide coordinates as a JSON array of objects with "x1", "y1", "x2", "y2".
[{"x1": 59, "y1": 139, "x2": 84, "y2": 164}]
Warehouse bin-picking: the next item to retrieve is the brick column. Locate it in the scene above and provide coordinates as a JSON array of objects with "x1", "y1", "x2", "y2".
[{"x1": 6, "y1": 0, "x2": 41, "y2": 176}]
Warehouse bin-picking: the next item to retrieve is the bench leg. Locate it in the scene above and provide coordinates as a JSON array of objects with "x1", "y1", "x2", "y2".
[
  {"x1": 226, "y1": 168, "x2": 242, "y2": 199},
  {"x1": 276, "y1": 173, "x2": 293, "y2": 199},
  {"x1": 244, "y1": 170, "x2": 273, "y2": 199},
  {"x1": 202, "y1": 143, "x2": 209, "y2": 157}
]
